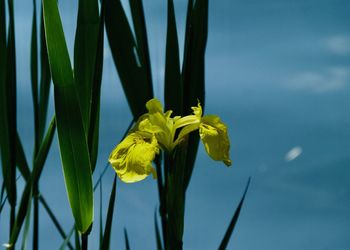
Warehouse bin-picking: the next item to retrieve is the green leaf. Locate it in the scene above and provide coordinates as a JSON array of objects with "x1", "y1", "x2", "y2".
[
  {"x1": 0, "y1": 0, "x2": 17, "y2": 208},
  {"x1": 8, "y1": 117, "x2": 56, "y2": 246},
  {"x1": 218, "y1": 178, "x2": 251, "y2": 250},
  {"x1": 128, "y1": 0, "x2": 152, "y2": 88},
  {"x1": 164, "y1": 0, "x2": 182, "y2": 115},
  {"x1": 154, "y1": 209, "x2": 163, "y2": 250},
  {"x1": 166, "y1": 144, "x2": 187, "y2": 249},
  {"x1": 99, "y1": 182, "x2": 103, "y2": 250},
  {"x1": 88, "y1": 0, "x2": 106, "y2": 171},
  {"x1": 20, "y1": 198, "x2": 32, "y2": 250},
  {"x1": 31, "y1": 0, "x2": 39, "y2": 154},
  {"x1": 124, "y1": 228, "x2": 130, "y2": 250},
  {"x1": 38, "y1": 9, "x2": 52, "y2": 144},
  {"x1": 74, "y1": 0, "x2": 99, "y2": 131},
  {"x1": 182, "y1": 0, "x2": 209, "y2": 191},
  {"x1": 105, "y1": 0, "x2": 153, "y2": 119},
  {"x1": 15, "y1": 133, "x2": 31, "y2": 181},
  {"x1": 101, "y1": 175, "x2": 117, "y2": 250},
  {"x1": 42, "y1": 0, "x2": 94, "y2": 233}
]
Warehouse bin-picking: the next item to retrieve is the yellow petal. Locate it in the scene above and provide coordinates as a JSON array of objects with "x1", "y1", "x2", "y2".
[
  {"x1": 108, "y1": 132, "x2": 159, "y2": 183},
  {"x1": 146, "y1": 98, "x2": 163, "y2": 114},
  {"x1": 199, "y1": 115, "x2": 232, "y2": 166}
]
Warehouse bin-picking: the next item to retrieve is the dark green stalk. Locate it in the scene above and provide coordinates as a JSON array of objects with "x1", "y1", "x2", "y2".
[
  {"x1": 81, "y1": 233, "x2": 88, "y2": 250},
  {"x1": 10, "y1": 206, "x2": 15, "y2": 235},
  {"x1": 33, "y1": 192, "x2": 39, "y2": 250}
]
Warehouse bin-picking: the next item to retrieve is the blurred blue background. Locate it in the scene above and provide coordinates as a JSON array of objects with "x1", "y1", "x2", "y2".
[{"x1": 1, "y1": 0, "x2": 350, "y2": 249}]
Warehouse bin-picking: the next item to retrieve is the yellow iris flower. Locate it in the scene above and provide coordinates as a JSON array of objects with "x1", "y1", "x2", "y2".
[{"x1": 109, "y1": 98, "x2": 232, "y2": 183}]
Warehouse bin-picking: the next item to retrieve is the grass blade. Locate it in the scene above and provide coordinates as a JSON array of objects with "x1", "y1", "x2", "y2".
[
  {"x1": 31, "y1": 0, "x2": 39, "y2": 155},
  {"x1": 1, "y1": 0, "x2": 17, "y2": 211},
  {"x1": 74, "y1": 0, "x2": 99, "y2": 131},
  {"x1": 154, "y1": 209, "x2": 163, "y2": 250},
  {"x1": 164, "y1": 0, "x2": 182, "y2": 115},
  {"x1": 38, "y1": 9, "x2": 51, "y2": 143},
  {"x1": 8, "y1": 118, "x2": 56, "y2": 247},
  {"x1": 20, "y1": 198, "x2": 32, "y2": 250},
  {"x1": 16, "y1": 133, "x2": 31, "y2": 180},
  {"x1": 105, "y1": 0, "x2": 153, "y2": 119},
  {"x1": 101, "y1": 175, "x2": 117, "y2": 250},
  {"x1": 99, "y1": 182, "x2": 103, "y2": 250},
  {"x1": 88, "y1": 0, "x2": 106, "y2": 172},
  {"x1": 42, "y1": 0, "x2": 94, "y2": 233},
  {"x1": 182, "y1": 0, "x2": 209, "y2": 191},
  {"x1": 124, "y1": 228, "x2": 130, "y2": 250},
  {"x1": 128, "y1": 0, "x2": 152, "y2": 87},
  {"x1": 218, "y1": 178, "x2": 251, "y2": 250}
]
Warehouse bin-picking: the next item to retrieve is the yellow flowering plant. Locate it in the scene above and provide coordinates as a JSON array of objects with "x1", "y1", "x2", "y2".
[{"x1": 109, "y1": 98, "x2": 232, "y2": 183}]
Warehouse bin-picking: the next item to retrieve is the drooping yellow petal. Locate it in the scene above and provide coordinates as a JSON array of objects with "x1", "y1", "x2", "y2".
[
  {"x1": 108, "y1": 132, "x2": 159, "y2": 183},
  {"x1": 199, "y1": 115, "x2": 232, "y2": 166}
]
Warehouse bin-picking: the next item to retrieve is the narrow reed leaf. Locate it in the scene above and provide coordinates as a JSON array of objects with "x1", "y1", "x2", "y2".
[
  {"x1": 42, "y1": 0, "x2": 94, "y2": 232},
  {"x1": 31, "y1": 0, "x2": 39, "y2": 154},
  {"x1": 128, "y1": 0, "x2": 152, "y2": 87},
  {"x1": 39, "y1": 196, "x2": 74, "y2": 250},
  {"x1": 101, "y1": 175, "x2": 117, "y2": 250},
  {"x1": 1, "y1": 0, "x2": 17, "y2": 208},
  {"x1": 182, "y1": 0, "x2": 209, "y2": 191},
  {"x1": 38, "y1": 10, "x2": 51, "y2": 143},
  {"x1": 15, "y1": 133, "x2": 31, "y2": 181},
  {"x1": 99, "y1": 182, "x2": 103, "y2": 250},
  {"x1": 58, "y1": 227, "x2": 75, "y2": 250},
  {"x1": 166, "y1": 145, "x2": 187, "y2": 249},
  {"x1": 124, "y1": 228, "x2": 130, "y2": 250},
  {"x1": 154, "y1": 209, "x2": 163, "y2": 250},
  {"x1": 89, "y1": 0, "x2": 106, "y2": 171},
  {"x1": 0, "y1": 182, "x2": 6, "y2": 214},
  {"x1": 105, "y1": 0, "x2": 153, "y2": 118},
  {"x1": 20, "y1": 199, "x2": 32, "y2": 250},
  {"x1": 164, "y1": 0, "x2": 182, "y2": 115},
  {"x1": 8, "y1": 118, "x2": 56, "y2": 246},
  {"x1": 218, "y1": 178, "x2": 251, "y2": 250},
  {"x1": 74, "y1": 0, "x2": 99, "y2": 131}
]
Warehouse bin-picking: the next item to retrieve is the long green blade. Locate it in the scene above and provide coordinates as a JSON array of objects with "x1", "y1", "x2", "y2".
[
  {"x1": 74, "y1": 0, "x2": 99, "y2": 131},
  {"x1": 8, "y1": 118, "x2": 56, "y2": 246},
  {"x1": 128, "y1": 0, "x2": 152, "y2": 88},
  {"x1": 31, "y1": 0, "x2": 39, "y2": 154},
  {"x1": 20, "y1": 197, "x2": 32, "y2": 250},
  {"x1": 42, "y1": 0, "x2": 94, "y2": 233},
  {"x1": 182, "y1": 0, "x2": 209, "y2": 191},
  {"x1": 101, "y1": 175, "x2": 117, "y2": 250},
  {"x1": 88, "y1": 0, "x2": 106, "y2": 171},
  {"x1": 105, "y1": 0, "x2": 153, "y2": 118},
  {"x1": 124, "y1": 228, "x2": 130, "y2": 250},
  {"x1": 164, "y1": 0, "x2": 182, "y2": 115},
  {"x1": 0, "y1": 0, "x2": 17, "y2": 208},
  {"x1": 154, "y1": 209, "x2": 163, "y2": 250},
  {"x1": 15, "y1": 133, "x2": 31, "y2": 181},
  {"x1": 218, "y1": 178, "x2": 251, "y2": 250},
  {"x1": 38, "y1": 8, "x2": 51, "y2": 144}
]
